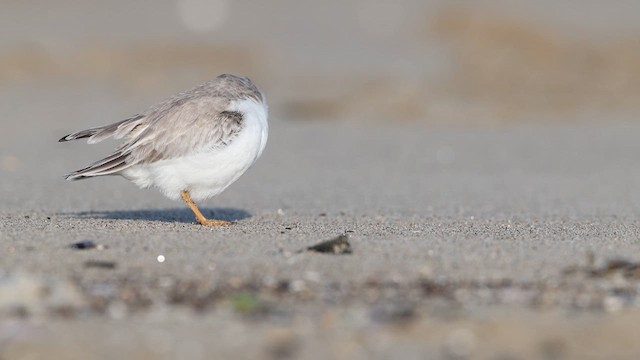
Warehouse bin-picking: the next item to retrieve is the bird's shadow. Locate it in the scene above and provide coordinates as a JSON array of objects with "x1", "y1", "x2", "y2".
[{"x1": 64, "y1": 207, "x2": 251, "y2": 224}]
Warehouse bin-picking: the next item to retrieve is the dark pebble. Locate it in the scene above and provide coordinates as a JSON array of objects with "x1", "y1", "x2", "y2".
[
  {"x1": 70, "y1": 240, "x2": 96, "y2": 250},
  {"x1": 304, "y1": 234, "x2": 353, "y2": 255}
]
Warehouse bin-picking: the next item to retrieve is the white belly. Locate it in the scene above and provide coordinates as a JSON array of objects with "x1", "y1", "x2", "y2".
[{"x1": 122, "y1": 99, "x2": 268, "y2": 201}]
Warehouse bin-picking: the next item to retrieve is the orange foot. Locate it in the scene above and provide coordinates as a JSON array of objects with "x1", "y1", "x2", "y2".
[
  {"x1": 180, "y1": 190, "x2": 232, "y2": 227},
  {"x1": 197, "y1": 218, "x2": 231, "y2": 227}
]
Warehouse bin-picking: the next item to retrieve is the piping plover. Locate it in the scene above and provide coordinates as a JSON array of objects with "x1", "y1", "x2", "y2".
[{"x1": 59, "y1": 74, "x2": 268, "y2": 226}]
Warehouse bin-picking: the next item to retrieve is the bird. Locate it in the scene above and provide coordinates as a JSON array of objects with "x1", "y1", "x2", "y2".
[{"x1": 59, "y1": 74, "x2": 268, "y2": 226}]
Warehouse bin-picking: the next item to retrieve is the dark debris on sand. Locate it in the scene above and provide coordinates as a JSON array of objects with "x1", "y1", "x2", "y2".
[
  {"x1": 302, "y1": 234, "x2": 353, "y2": 255},
  {"x1": 563, "y1": 251, "x2": 640, "y2": 280}
]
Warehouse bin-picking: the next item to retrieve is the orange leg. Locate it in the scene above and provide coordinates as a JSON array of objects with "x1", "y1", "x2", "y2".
[{"x1": 180, "y1": 190, "x2": 230, "y2": 226}]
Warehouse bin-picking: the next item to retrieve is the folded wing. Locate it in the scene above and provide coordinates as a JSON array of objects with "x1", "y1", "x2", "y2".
[{"x1": 62, "y1": 96, "x2": 244, "y2": 180}]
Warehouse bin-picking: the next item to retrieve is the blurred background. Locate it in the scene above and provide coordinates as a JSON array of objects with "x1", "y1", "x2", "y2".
[{"x1": 2, "y1": 0, "x2": 639, "y2": 128}]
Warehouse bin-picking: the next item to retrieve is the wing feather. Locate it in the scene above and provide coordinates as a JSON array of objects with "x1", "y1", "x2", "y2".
[
  {"x1": 122, "y1": 97, "x2": 244, "y2": 165},
  {"x1": 62, "y1": 96, "x2": 245, "y2": 180},
  {"x1": 64, "y1": 154, "x2": 128, "y2": 180},
  {"x1": 58, "y1": 115, "x2": 145, "y2": 143}
]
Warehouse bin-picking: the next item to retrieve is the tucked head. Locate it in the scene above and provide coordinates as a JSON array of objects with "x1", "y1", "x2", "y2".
[{"x1": 206, "y1": 74, "x2": 265, "y2": 103}]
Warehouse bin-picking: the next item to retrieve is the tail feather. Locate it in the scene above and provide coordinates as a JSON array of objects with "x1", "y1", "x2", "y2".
[
  {"x1": 58, "y1": 127, "x2": 102, "y2": 142},
  {"x1": 58, "y1": 115, "x2": 144, "y2": 143},
  {"x1": 64, "y1": 152, "x2": 130, "y2": 180},
  {"x1": 60, "y1": 115, "x2": 146, "y2": 179}
]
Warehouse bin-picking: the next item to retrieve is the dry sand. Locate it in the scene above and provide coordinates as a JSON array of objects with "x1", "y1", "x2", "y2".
[{"x1": 3, "y1": 103, "x2": 640, "y2": 358}]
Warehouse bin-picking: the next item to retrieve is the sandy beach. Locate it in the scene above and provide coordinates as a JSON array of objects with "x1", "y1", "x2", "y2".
[{"x1": 4, "y1": 116, "x2": 640, "y2": 358}]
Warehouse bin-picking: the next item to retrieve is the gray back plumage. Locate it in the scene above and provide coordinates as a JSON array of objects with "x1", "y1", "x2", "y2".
[{"x1": 60, "y1": 74, "x2": 265, "y2": 180}]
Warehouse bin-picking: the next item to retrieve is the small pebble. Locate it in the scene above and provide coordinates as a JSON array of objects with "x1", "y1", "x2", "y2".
[
  {"x1": 304, "y1": 234, "x2": 353, "y2": 255},
  {"x1": 70, "y1": 240, "x2": 96, "y2": 250}
]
